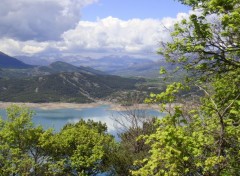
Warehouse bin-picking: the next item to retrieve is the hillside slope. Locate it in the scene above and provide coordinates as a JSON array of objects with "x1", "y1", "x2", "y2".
[
  {"x1": 0, "y1": 52, "x2": 33, "y2": 69},
  {"x1": 0, "y1": 72, "x2": 143, "y2": 103},
  {"x1": 37, "y1": 61, "x2": 106, "y2": 75},
  {"x1": 0, "y1": 61, "x2": 107, "y2": 78}
]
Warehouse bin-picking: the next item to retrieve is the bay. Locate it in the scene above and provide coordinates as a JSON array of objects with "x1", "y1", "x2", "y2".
[{"x1": 0, "y1": 105, "x2": 162, "y2": 135}]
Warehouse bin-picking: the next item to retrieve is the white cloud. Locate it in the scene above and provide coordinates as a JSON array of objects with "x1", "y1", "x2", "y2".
[
  {"x1": 59, "y1": 12, "x2": 190, "y2": 55},
  {"x1": 0, "y1": 38, "x2": 49, "y2": 55},
  {"x1": 0, "y1": 9, "x2": 193, "y2": 57},
  {"x1": 0, "y1": 0, "x2": 98, "y2": 41},
  {"x1": 60, "y1": 16, "x2": 177, "y2": 55},
  {"x1": 22, "y1": 45, "x2": 46, "y2": 54}
]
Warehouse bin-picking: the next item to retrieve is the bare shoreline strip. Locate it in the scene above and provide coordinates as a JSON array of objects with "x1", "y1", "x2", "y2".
[
  {"x1": 0, "y1": 101, "x2": 160, "y2": 111},
  {"x1": 0, "y1": 102, "x2": 104, "y2": 110}
]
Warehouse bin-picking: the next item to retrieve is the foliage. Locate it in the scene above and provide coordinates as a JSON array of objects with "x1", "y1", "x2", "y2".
[
  {"x1": 110, "y1": 102, "x2": 158, "y2": 175},
  {"x1": 45, "y1": 119, "x2": 115, "y2": 175},
  {"x1": 159, "y1": 0, "x2": 240, "y2": 80},
  {"x1": 111, "y1": 119, "x2": 157, "y2": 176},
  {"x1": 132, "y1": 0, "x2": 240, "y2": 175},
  {"x1": 0, "y1": 105, "x2": 116, "y2": 175},
  {"x1": 133, "y1": 73, "x2": 240, "y2": 175},
  {"x1": 0, "y1": 105, "x2": 53, "y2": 175}
]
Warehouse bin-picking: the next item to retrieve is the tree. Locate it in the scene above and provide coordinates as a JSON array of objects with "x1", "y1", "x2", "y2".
[
  {"x1": 132, "y1": 0, "x2": 240, "y2": 175},
  {"x1": 110, "y1": 96, "x2": 157, "y2": 176},
  {"x1": 160, "y1": 0, "x2": 240, "y2": 80},
  {"x1": 0, "y1": 106, "x2": 116, "y2": 176},
  {"x1": 44, "y1": 119, "x2": 116, "y2": 175},
  {"x1": 133, "y1": 77, "x2": 240, "y2": 175},
  {"x1": 0, "y1": 105, "x2": 53, "y2": 175},
  {"x1": 111, "y1": 117, "x2": 156, "y2": 176}
]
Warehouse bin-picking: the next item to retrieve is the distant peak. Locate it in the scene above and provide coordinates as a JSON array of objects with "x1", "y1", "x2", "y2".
[
  {"x1": 0, "y1": 51, "x2": 8, "y2": 56},
  {"x1": 0, "y1": 51, "x2": 33, "y2": 69},
  {"x1": 50, "y1": 61, "x2": 72, "y2": 66}
]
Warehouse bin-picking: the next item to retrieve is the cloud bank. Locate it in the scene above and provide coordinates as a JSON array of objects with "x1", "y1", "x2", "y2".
[
  {"x1": 0, "y1": 0, "x2": 191, "y2": 57},
  {"x1": 61, "y1": 17, "x2": 165, "y2": 54},
  {"x1": 0, "y1": 0, "x2": 97, "y2": 41},
  {"x1": 60, "y1": 13, "x2": 188, "y2": 55}
]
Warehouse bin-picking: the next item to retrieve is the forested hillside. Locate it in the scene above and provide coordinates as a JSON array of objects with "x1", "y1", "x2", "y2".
[{"x1": 0, "y1": 72, "x2": 143, "y2": 103}]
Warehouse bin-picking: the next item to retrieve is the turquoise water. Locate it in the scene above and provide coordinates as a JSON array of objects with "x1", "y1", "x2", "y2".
[{"x1": 0, "y1": 105, "x2": 162, "y2": 134}]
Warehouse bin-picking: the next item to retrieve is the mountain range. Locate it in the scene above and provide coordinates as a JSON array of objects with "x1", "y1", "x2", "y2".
[
  {"x1": 16, "y1": 54, "x2": 167, "y2": 78},
  {"x1": 0, "y1": 52, "x2": 146, "y2": 103},
  {"x1": 0, "y1": 57, "x2": 107, "y2": 79}
]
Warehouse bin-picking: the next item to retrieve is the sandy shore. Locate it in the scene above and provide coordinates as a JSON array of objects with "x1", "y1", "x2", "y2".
[
  {"x1": 0, "y1": 102, "x2": 105, "y2": 110},
  {"x1": 0, "y1": 101, "x2": 160, "y2": 111}
]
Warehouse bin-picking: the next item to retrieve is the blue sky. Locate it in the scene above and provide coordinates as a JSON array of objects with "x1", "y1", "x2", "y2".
[
  {"x1": 82, "y1": 0, "x2": 190, "y2": 21},
  {"x1": 0, "y1": 0, "x2": 191, "y2": 58}
]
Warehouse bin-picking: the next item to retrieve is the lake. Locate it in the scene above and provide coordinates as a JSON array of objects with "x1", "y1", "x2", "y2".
[{"x1": 0, "y1": 105, "x2": 163, "y2": 135}]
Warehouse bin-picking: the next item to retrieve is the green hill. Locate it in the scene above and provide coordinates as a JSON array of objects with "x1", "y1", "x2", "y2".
[
  {"x1": 0, "y1": 61, "x2": 107, "y2": 79},
  {"x1": 0, "y1": 72, "x2": 143, "y2": 103},
  {"x1": 38, "y1": 61, "x2": 106, "y2": 75}
]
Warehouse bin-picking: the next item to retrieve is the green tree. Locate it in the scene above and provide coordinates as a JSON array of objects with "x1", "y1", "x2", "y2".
[
  {"x1": 110, "y1": 118, "x2": 156, "y2": 176},
  {"x1": 133, "y1": 76, "x2": 240, "y2": 175},
  {"x1": 45, "y1": 119, "x2": 116, "y2": 175},
  {"x1": 160, "y1": 0, "x2": 240, "y2": 79},
  {"x1": 132, "y1": 0, "x2": 240, "y2": 175},
  {"x1": 0, "y1": 106, "x2": 116, "y2": 176},
  {"x1": 0, "y1": 105, "x2": 53, "y2": 175},
  {"x1": 110, "y1": 102, "x2": 157, "y2": 176}
]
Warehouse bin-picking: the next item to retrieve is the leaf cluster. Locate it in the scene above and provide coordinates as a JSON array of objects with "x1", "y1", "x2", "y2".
[
  {"x1": 132, "y1": 0, "x2": 240, "y2": 175},
  {"x1": 0, "y1": 105, "x2": 116, "y2": 175}
]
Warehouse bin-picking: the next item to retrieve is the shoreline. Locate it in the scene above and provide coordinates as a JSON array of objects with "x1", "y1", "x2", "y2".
[{"x1": 0, "y1": 101, "x2": 160, "y2": 111}]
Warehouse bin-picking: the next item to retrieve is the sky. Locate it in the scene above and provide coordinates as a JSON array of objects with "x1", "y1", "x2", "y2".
[
  {"x1": 81, "y1": 0, "x2": 190, "y2": 21},
  {"x1": 0, "y1": 0, "x2": 191, "y2": 59}
]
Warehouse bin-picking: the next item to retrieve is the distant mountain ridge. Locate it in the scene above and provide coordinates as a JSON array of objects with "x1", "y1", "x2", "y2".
[
  {"x1": 1, "y1": 52, "x2": 172, "y2": 78},
  {"x1": 38, "y1": 61, "x2": 106, "y2": 76},
  {"x1": 16, "y1": 54, "x2": 165, "y2": 78},
  {"x1": 0, "y1": 55, "x2": 107, "y2": 79},
  {"x1": 0, "y1": 52, "x2": 33, "y2": 69}
]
